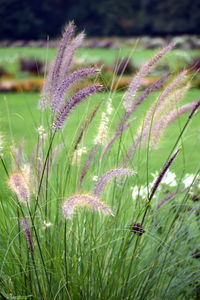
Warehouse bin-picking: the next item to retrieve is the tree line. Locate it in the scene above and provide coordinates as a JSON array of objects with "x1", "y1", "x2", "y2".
[{"x1": 0, "y1": 0, "x2": 199, "y2": 40}]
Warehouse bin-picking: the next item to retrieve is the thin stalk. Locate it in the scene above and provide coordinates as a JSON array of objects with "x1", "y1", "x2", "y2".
[{"x1": 33, "y1": 130, "x2": 56, "y2": 218}]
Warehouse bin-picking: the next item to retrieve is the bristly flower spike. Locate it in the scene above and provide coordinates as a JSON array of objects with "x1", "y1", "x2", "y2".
[
  {"x1": 149, "y1": 150, "x2": 180, "y2": 202},
  {"x1": 102, "y1": 73, "x2": 170, "y2": 157},
  {"x1": 8, "y1": 172, "x2": 31, "y2": 205},
  {"x1": 20, "y1": 218, "x2": 34, "y2": 252},
  {"x1": 62, "y1": 193, "x2": 114, "y2": 219},
  {"x1": 188, "y1": 98, "x2": 200, "y2": 119},
  {"x1": 94, "y1": 168, "x2": 135, "y2": 197},
  {"x1": 39, "y1": 22, "x2": 75, "y2": 110},
  {"x1": 51, "y1": 21, "x2": 75, "y2": 89},
  {"x1": 51, "y1": 67, "x2": 99, "y2": 112},
  {"x1": 53, "y1": 84, "x2": 103, "y2": 130},
  {"x1": 59, "y1": 32, "x2": 85, "y2": 81},
  {"x1": 123, "y1": 42, "x2": 175, "y2": 112}
]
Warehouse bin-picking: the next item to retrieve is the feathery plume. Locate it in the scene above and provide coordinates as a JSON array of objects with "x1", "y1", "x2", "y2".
[
  {"x1": 94, "y1": 168, "x2": 135, "y2": 196},
  {"x1": 123, "y1": 43, "x2": 174, "y2": 112},
  {"x1": 8, "y1": 172, "x2": 31, "y2": 204},
  {"x1": 20, "y1": 218, "x2": 34, "y2": 252},
  {"x1": 141, "y1": 70, "x2": 187, "y2": 132},
  {"x1": 53, "y1": 84, "x2": 103, "y2": 130},
  {"x1": 149, "y1": 98, "x2": 200, "y2": 148},
  {"x1": 39, "y1": 22, "x2": 75, "y2": 110},
  {"x1": 62, "y1": 193, "x2": 114, "y2": 219},
  {"x1": 124, "y1": 70, "x2": 188, "y2": 162},
  {"x1": 152, "y1": 82, "x2": 190, "y2": 123},
  {"x1": 59, "y1": 32, "x2": 85, "y2": 82},
  {"x1": 145, "y1": 83, "x2": 191, "y2": 148},
  {"x1": 52, "y1": 67, "x2": 98, "y2": 111},
  {"x1": 51, "y1": 21, "x2": 75, "y2": 89},
  {"x1": 102, "y1": 74, "x2": 169, "y2": 157}
]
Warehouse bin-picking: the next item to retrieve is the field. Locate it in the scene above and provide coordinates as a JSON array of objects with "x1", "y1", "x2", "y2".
[
  {"x1": 0, "y1": 42, "x2": 200, "y2": 299},
  {"x1": 0, "y1": 47, "x2": 199, "y2": 172}
]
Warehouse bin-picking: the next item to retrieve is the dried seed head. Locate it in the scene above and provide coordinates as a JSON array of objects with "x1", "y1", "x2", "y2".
[
  {"x1": 8, "y1": 172, "x2": 31, "y2": 204},
  {"x1": 62, "y1": 193, "x2": 114, "y2": 219}
]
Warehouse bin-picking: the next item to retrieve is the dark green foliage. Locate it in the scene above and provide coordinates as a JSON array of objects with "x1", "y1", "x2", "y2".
[{"x1": 0, "y1": 0, "x2": 200, "y2": 39}]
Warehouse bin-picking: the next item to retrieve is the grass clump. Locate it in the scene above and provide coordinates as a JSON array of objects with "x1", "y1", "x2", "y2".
[{"x1": 0, "y1": 23, "x2": 200, "y2": 300}]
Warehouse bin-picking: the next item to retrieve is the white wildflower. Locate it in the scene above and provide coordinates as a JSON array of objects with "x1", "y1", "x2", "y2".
[
  {"x1": 162, "y1": 171, "x2": 177, "y2": 186},
  {"x1": 43, "y1": 220, "x2": 53, "y2": 228},
  {"x1": 92, "y1": 176, "x2": 98, "y2": 182},
  {"x1": 183, "y1": 174, "x2": 195, "y2": 188},
  {"x1": 131, "y1": 185, "x2": 149, "y2": 200},
  {"x1": 152, "y1": 170, "x2": 177, "y2": 187},
  {"x1": 37, "y1": 125, "x2": 45, "y2": 136},
  {"x1": 131, "y1": 186, "x2": 140, "y2": 199}
]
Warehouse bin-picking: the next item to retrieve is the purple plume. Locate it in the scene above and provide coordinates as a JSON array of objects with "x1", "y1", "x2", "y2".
[
  {"x1": 51, "y1": 21, "x2": 75, "y2": 90},
  {"x1": 52, "y1": 68, "x2": 98, "y2": 111},
  {"x1": 53, "y1": 84, "x2": 103, "y2": 130},
  {"x1": 102, "y1": 73, "x2": 169, "y2": 157},
  {"x1": 188, "y1": 98, "x2": 200, "y2": 119},
  {"x1": 39, "y1": 22, "x2": 75, "y2": 110},
  {"x1": 62, "y1": 193, "x2": 114, "y2": 219},
  {"x1": 124, "y1": 43, "x2": 174, "y2": 112},
  {"x1": 149, "y1": 150, "x2": 180, "y2": 201},
  {"x1": 20, "y1": 218, "x2": 34, "y2": 252},
  {"x1": 94, "y1": 168, "x2": 135, "y2": 197},
  {"x1": 59, "y1": 32, "x2": 85, "y2": 82}
]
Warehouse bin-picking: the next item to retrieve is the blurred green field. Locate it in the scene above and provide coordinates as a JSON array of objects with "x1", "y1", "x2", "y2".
[
  {"x1": 0, "y1": 47, "x2": 199, "y2": 185},
  {"x1": 0, "y1": 89, "x2": 199, "y2": 175},
  {"x1": 0, "y1": 47, "x2": 199, "y2": 74}
]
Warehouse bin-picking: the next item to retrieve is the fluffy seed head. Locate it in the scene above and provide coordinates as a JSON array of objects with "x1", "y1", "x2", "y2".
[
  {"x1": 8, "y1": 172, "x2": 31, "y2": 204},
  {"x1": 94, "y1": 168, "x2": 135, "y2": 196},
  {"x1": 52, "y1": 67, "x2": 98, "y2": 112},
  {"x1": 59, "y1": 32, "x2": 85, "y2": 82},
  {"x1": 53, "y1": 84, "x2": 103, "y2": 130},
  {"x1": 124, "y1": 43, "x2": 175, "y2": 112},
  {"x1": 62, "y1": 193, "x2": 114, "y2": 219},
  {"x1": 39, "y1": 22, "x2": 75, "y2": 110}
]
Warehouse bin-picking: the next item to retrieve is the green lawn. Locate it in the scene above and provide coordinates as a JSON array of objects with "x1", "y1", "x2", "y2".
[
  {"x1": 0, "y1": 47, "x2": 199, "y2": 186},
  {"x1": 1, "y1": 89, "x2": 199, "y2": 174},
  {"x1": 0, "y1": 47, "x2": 199, "y2": 74}
]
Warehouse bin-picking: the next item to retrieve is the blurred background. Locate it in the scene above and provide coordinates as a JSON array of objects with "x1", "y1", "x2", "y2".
[
  {"x1": 0, "y1": 0, "x2": 199, "y2": 168},
  {"x1": 0, "y1": 0, "x2": 200, "y2": 40},
  {"x1": 0, "y1": 0, "x2": 199, "y2": 94}
]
